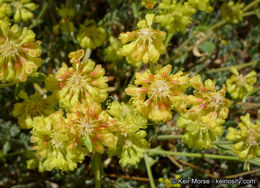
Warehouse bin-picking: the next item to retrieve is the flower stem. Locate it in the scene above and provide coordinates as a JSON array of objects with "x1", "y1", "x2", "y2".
[
  {"x1": 29, "y1": 0, "x2": 50, "y2": 29},
  {"x1": 149, "y1": 62, "x2": 155, "y2": 74},
  {"x1": 0, "y1": 82, "x2": 16, "y2": 89},
  {"x1": 206, "y1": 61, "x2": 258, "y2": 73},
  {"x1": 243, "y1": 0, "x2": 260, "y2": 12},
  {"x1": 148, "y1": 148, "x2": 260, "y2": 166},
  {"x1": 93, "y1": 153, "x2": 102, "y2": 188},
  {"x1": 156, "y1": 135, "x2": 183, "y2": 140},
  {"x1": 144, "y1": 154, "x2": 156, "y2": 188},
  {"x1": 164, "y1": 33, "x2": 174, "y2": 47},
  {"x1": 83, "y1": 48, "x2": 92, "y2": 62}
]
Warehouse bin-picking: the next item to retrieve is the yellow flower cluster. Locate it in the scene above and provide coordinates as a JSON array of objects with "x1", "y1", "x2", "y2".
[
  {"x1": 55, "y1": 49, "x2": 108, "y2": 110},
  {"x1": 226, "y1": 67, "x2": 257, "y2": 100},
  {"x1": 119, "y1": 14, "x2": 166, "y2": 66},
  {"x1": 0, "y1": 23, "x2": 42, "y2": 83},
  {"x1": 226, "y1": 114, "x2": 260, "y2": 160},
  {"x1": 77, "y1": 21, "x2": 107, "y2": 49},
  {"x1": 177, "y1": 75, "x2": 232, "y2": 149},
  {"x1": 126, "y1": 64, "x2": 189, "y2": 122}
]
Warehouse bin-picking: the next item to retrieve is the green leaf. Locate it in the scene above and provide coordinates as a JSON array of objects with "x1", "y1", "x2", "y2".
[
  {"x1": 198, "y1": 41, "x2": 216, "y2": 53},
  {"x1": 3, "y1": 142, "x2": 11, "y2": 154},
  {"x1": 14, "y1": 83, "x2": 25, "y2": 100},
  {"x1": 10, "y1": 126, "x2": 20, "y2": 137},
  {"x1": 83, "y1": 135, "x2": 92, "y2": 152}
]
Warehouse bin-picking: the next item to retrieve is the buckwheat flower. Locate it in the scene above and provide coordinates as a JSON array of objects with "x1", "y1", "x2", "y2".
[
  {"x1": 0, "y1": 0, "x2": 12, "y2": 22},
  {"x1": 177, "y1": 113, "x2": 224, "y2": 150},
  {"x1": 107, "y1": 101, "x2": 149, "y2": 166},
  {"x1": 226, "y1": 113, "x2": 260, "y2": 160},
  {"x1": 126, "y1": 64, "x2": 189, "y2": 122},
  {"x1": 0, "y1": 23, "x2": 42, "y2": 83},
  {"x1": 221, "y1": 1, "x2": 244, "y2": 23},
  {"x1": 12, "y1": 0, "x2": 38, "y2": 22},
  {"x1": 77, "y1": 21, "x2": 106, "y2": 49},
  {"x1": 53, "y1": 4, "x2": 75, "y2": 35},
  {"x1": 119, "y1": 14, "x2": 166, "y2": 65},
  {"x1": 55, "y1": 49, "x2": 108, "y2": 110},
  {"x1": 187, "y1": 74, "x2": 232, "y2": 120},
  {"x1": 30, "y1": 111, "x2": 88, "y2": 171},
  {"x1": 142, "y1": 0, "x2": 157, "y2": 9},
  {"x1": 187, "y1": 0, "x2": 213, "y2": 13},
  {"x1": 13, "y1": 90, "x2": 56, "y2": 129},
  {"x1": 155, "y1": 0, "x2": 195, "y2": 34},
  {"x1": 104, "y1": 36, "x2": 123, "y2": 62},
  {"x1": 66, "y1": 101, "x2": 117, "y2": 153},
  {"x1": 226, "y1": 67, "x2": 257, "y2": 100}
]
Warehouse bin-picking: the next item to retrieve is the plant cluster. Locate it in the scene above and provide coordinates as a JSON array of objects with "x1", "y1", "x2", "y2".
[{"x1": 0, "y1": 0, "x2": 259, "y2": 187}]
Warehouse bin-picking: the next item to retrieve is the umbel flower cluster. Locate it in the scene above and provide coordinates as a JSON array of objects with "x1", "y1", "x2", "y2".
[
  {"x1": 155, "y1": 0, "x2": 212, "y2": 34},
  {"x1": 177, "y1": 75, "x2": 232, "y2": 149},
  {"x1": 119, "y1": 14, "x2": 166, "y2": 66},
  {"x1": 226, "y1": 67, "x2": 257, "y2": 99},
  {"x1": 0, "y1": 23, "x2": 42, "y2": 83},
  {"x1": 0, "y1": 0, "x2": 37, "y2": 23}
]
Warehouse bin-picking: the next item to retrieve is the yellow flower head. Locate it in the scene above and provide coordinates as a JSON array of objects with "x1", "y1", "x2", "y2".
[
  {"x1": 119, "y1": 14, "x2": 166, "y2": 66},
  {"x1": 126, "y1": 65, "x2": 189, "y2": 122},
  {"x1": 30, "y1": 111, "x2": 88, "y2": 171},
  {"x1": 226, "y1": 67, "x2": 257, "y2": 100},
  {"x1": 221, "y1": 1, "x2": 244, "y2": 23},
  {"x1": 155, "y1": 0, "x2": 195, "y2": 34},
  {"x1": 0, "y1": 23, "x2": 42, "y2": 83},
  {"x1": 187, "y1": 0, "x2": 213, "y2": 13},
  {"x1": 107, "y1": 101, "x2": 149, "y2": 166},
  {"x1": 77, "y1": 21, "x2": 107, "y2": 49},
  {"x1": 0, "y1": 0, "x2": 12, "y2": 21},
  {"x1": 66, "y1": 101, "x2": 117, "y2": 153},
  {"x1": 226, "y1": 113, "x2": 260, "y2": 160},
  {"x1": 53, "y1": 4, "x2": 75, "y2": 35},
  {"x1": 178, "y1": 113, "x2": 224, "y2": 150},
  {"x1": 187, "y1": 75, "x2": 232, "y2": 120},
  {"x1": 12, "y1": 0, "x2": 38, "y2": 22},
  {"x1": 13, "y1": 90, "x2": 56, "y2": 129},
  {"x1": 142, "y1": 0, "x2": 157, "y2": 9},
  {"x1": 55, "y1": 49, "x2": 108, "y2": 110}
]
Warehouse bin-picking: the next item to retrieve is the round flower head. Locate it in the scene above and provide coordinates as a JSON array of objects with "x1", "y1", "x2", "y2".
[
  {"x1": 119, "y1": 14, "x2": 166, "y2": 66},
  {"x1": 126, "y1": 64, "x2": 189, "y2": 122},
  {"x1": 0, "y1": 23, "x2": 42, "y2": 83},
  {"x1": 12, "y1": 0, "x2": 38, "y2": 22},
  {"x1": 13, "y1": 90, "x2": 57, "y2": 129},
  {"x1": 107, "y1": 101, "x2": 149, "y2": 166},
  {"x1": 53, "y1": 4, "x2": 75, "y2": 35},
  {"x1": 104, "y1": 36, "x2": 123, "y2": 62},
  {"x1": 177, "y1": 113, "x2": 224, "y2": 150},
  {"x1": 187, "y1": 75, "x2": 232, "y2": 120},
  {"x1": 155, "y1": 0, "x2": 195, "y2": 34},
  {"x1": 0, "y1": 0, "x2": 12, "y2": 22},
  {"x1": 226, "y1": 67, "x2": 257, "y2": 100},
  {"x1": 142, "y1": 0, "x2": 157, "y2": 9},
  {"x1": 55, "y1": 49, "x2": 108, "y2": 110},
  {"x1": 221, "y1": 1, "x2": 244, "y2": 23},
  {"x1": 77, "y1": 21, "x2": 106, "y2": 49},
  {"x1": 30, "y1": 111, "x2": 88, "y2": 171},
  {"x1": 187, "y1": 0, "x2": 213, "y2": 13},
  {"x1": 226, "y1": 113, "x2": 260, "y2": 160},
  {"x1": 66, "y1": 101, "x2": 117, "y2": 153}
]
